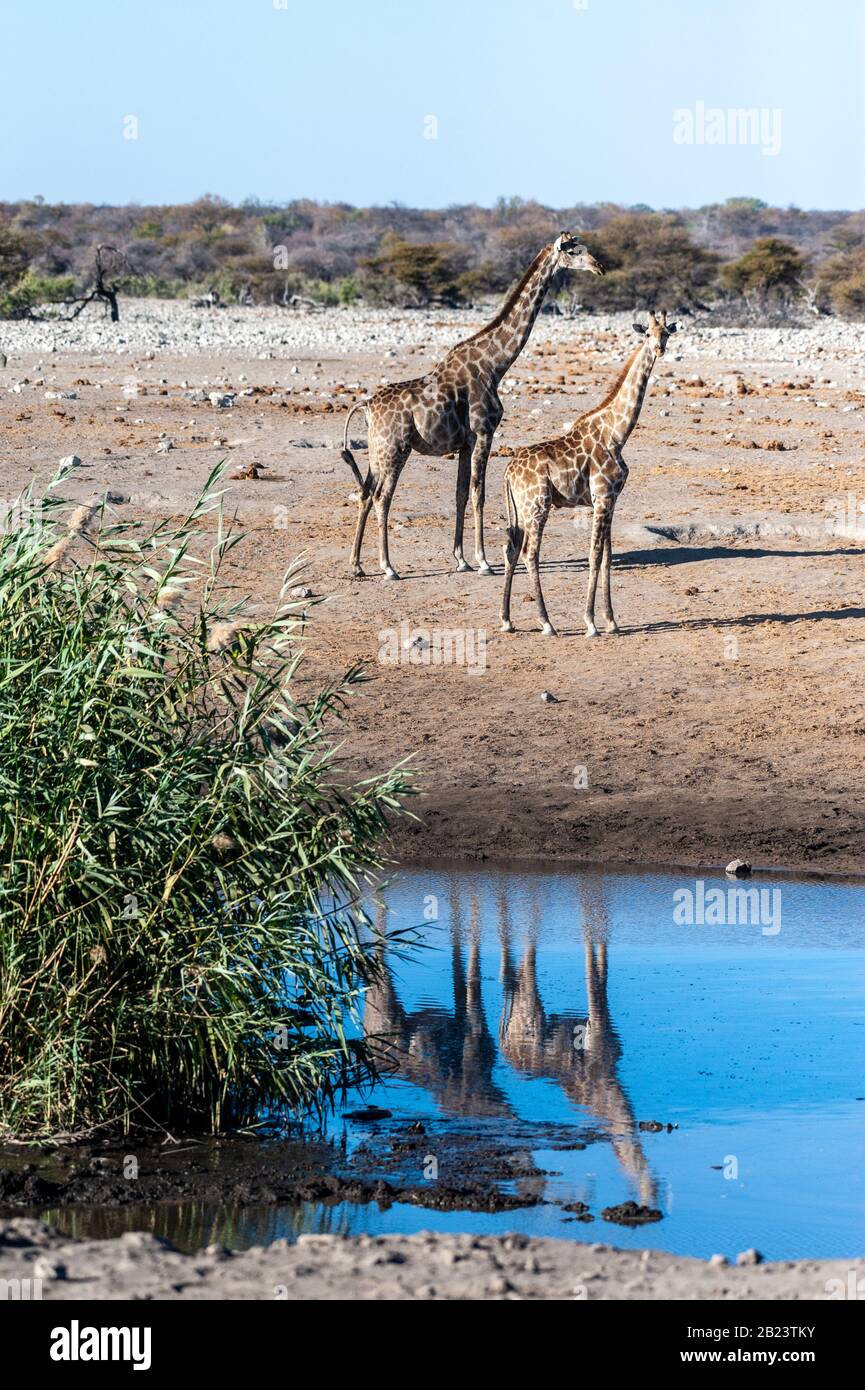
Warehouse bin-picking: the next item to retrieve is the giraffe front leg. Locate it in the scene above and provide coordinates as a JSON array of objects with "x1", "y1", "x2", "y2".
[
  {"x1": 600, "y1": 510, "x2": 618, "y2": 633},
  {"x1": 470, "y1": 432, "x2": 494, "y2": 575},
  {"x1": 584, "y1": 502, "x2": 611, "y2": 637},
  {"x1": 453, "y1": 444, "x2": 473, "y2": 572}
]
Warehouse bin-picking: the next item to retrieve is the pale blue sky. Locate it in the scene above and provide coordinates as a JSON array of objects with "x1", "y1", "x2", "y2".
[{"x1": 4, "y1": 0, "x2": 863, "y2": 208}]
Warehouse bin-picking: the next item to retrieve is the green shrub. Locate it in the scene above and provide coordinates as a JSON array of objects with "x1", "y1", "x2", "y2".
[
  {"x1": 0, "y1": 223, "x2": 29, "y2": 294},
  {"x1": 0, "y1": 465, "x2": 412, "y2": 1137},
  {"x1": 0, "y1": 271, "x2": 75, "y2": 319},
  {"x1": 359, "y1": 234, "x2": 470, "y2": 306},
  {"x1": 720, "y1": 237, "x2": 805, "y2": 301},
  {"x1": 814, "y1": 244, "x2": 865, "y2": 317},
  {"x1": 578, "y1": 213, "x2": 719, "y2": 310}
]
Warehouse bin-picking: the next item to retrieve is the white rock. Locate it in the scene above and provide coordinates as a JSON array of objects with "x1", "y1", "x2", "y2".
[
  {"x1": 725, "y1": 858, "x2": 752, "y2": 878},
  {"x1": 736, "y1": 1248, "x2": 763, "y2": 1266}
]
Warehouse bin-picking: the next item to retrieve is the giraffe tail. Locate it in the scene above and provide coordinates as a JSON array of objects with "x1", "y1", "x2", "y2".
[
  {"x1": 503, "y1": 470, "x2": 523, "y2": 565},
  {"x1": 341, "y1": 401, "x2": 373, "y2": 499}
]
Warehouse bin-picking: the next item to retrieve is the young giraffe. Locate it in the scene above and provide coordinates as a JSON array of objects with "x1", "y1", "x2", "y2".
[
  {"x1": 341, "y1": 234, "x2": 604, "y2": 580},
  {"x1": 501, "y1": 310, "x2": 677, "y2": 637}
]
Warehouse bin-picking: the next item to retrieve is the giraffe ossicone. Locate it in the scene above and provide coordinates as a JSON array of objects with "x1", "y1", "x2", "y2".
[
  {"x1": 500, "y1": 310, "x2": 677, "y2": 638},
  {"x1": 339, "y1": 235, "x2": 604, "y2": 581}
]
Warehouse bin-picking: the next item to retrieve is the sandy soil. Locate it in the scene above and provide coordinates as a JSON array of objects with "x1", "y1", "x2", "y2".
[
  {"x1": 3, "y1": 300, "x2": 865, "y2": 875},
  {"x1": 2, "y1": 1218, "x2": 859, "y2": 1300}
]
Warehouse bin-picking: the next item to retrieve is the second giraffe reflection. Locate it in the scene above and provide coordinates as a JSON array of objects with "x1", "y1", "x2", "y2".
[{"x1": 363, "y1": 878, "x2": 657, "y2": 1206}]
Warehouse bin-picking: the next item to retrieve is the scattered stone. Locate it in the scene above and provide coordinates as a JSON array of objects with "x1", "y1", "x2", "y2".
[
  {"x1": 709, "y1": 1254, "x2": 728, "y2": 1267},
  {"x1": 290, "y1": 586, "x2": 313, "y2": 600},
  {"x1": 343, "y1": 1106, "x2": 392, "y2": 1122},
  {"x1": 540, "y1": 691, "x2": 558, "y2": 703},
  {"x1": 725, "y1": 858, "x2": 752, "y2": 878},
  {"x1": 230, "y1": 461, "x2": 264, "y2": 480},
  {"x1": 58, "y1": 454, "x2": 82, "y2": 469},
  {"x1": 737, "y1": 1248, "x2": 764, "y2": 1266}
]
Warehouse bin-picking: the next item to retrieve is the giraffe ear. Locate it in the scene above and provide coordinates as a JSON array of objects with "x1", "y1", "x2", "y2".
[
  {"x1": 667, "y1": 322, "x2": 678, "y2": 333},
  {"x1": 632, "y1": 323, "x2": 647, "y2": 335},
  {"x1": 554, "y1": 233, "x2": 565, "y2": 252}
]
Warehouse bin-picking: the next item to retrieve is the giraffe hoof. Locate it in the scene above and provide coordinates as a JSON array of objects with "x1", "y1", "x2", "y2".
[
  {"x1": 383, "y1": 568, "x2": 401, "y2": 581},
  {"x1": 351, "y1": 567, "x2": 366, "y2": 580},
  {"x1": 476, "y1": 561, "x2": 493, "y2": 576},
  {"x1": 501, "y1": 619, "x2": 514, "y2": 634},
  {"x1": 605, "y1": 620, "x2": 620, "y2": 634},
  {"x1": 455, "y1": 559, "x2": 472, "y2": 573},
  {"x1": 541, "y1": 622, "x2": 558, "y2": 637},
  {"x1": 585, "y1": 625, "x2": 599, "y2": 639}
]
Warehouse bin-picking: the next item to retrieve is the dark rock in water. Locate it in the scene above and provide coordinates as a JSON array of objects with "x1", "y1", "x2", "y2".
[
  {"x1": 602, "y1": 1200, "x2": 663, "y2": 1226},
  {"x1": 342, "y1": 1106, "x2": 392, "y2": 1122},
  {"x1": 562, "y1": 1201, "x2": 594, "y2": 1222},
  {"x1": 638, "y1": 1120, "x2": 678, "y2": 1132}
]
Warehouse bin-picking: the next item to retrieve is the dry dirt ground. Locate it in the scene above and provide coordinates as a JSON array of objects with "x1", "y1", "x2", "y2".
[
  {"x1": 2, "y1": 1219, "x2": 860, "y2": 1300},
  {"x1": 3, "y1": 301, "x2": 864, "y2": 875}
]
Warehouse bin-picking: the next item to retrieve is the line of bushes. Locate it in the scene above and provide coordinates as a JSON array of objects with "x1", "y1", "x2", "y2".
[{"x1": 2, "y1": 196, "x2": 864, "y2": 319}]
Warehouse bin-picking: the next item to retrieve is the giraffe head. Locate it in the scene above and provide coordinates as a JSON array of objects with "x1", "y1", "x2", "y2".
[
  {"x1": 554, "y1": 232, "x2": 605, "y2": 276},
  {"x1": 632, "y1": 309, "x2": 677, "y2": 357}
]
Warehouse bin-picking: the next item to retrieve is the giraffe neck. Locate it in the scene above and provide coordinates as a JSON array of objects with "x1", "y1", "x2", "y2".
[
  {"x1": 592, "y1": 341, "x2": 658, "y2": 449},
  {"x1": 470, "y1": 244, "x2": 559, "y2": 377}
]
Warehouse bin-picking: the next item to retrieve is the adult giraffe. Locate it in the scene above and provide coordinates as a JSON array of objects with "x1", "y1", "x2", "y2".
[{"x1": 341, "y1": 233, "x2": 604, "y2": 580}]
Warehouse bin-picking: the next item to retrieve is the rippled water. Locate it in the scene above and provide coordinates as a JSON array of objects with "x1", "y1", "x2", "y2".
[{"x1": 44, "y1": 862, "x2": 865, "y2": 1259}]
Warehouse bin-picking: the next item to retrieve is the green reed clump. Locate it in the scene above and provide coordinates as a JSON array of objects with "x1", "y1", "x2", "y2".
[{"x1": 0, "y1": 464, "x2": 411, "y2": 1137}]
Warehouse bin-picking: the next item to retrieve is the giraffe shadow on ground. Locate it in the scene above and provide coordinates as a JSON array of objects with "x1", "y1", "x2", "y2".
[
  {"x1": 613, "y1": 543, "x2": 865, "y2": 571},
  {"x1": 629, "y1": 605, "x2": 865, "y2": 636},
  {"x1": 544, "y1": 605, "x2": 865, "y2": 639},
  {"x1": 435, "y1": 543, "x2": 865, "y2": 583},
  {"x1": 503, "y1": 543, "x2": 865, "y2": 577}
]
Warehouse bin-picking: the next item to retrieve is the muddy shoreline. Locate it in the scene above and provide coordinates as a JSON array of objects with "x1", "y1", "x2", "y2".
[
  {"x1": 0, "y1": 1119, "x2": 616, "y2": 1228},
  {"x1": 387, "y1": 815, "x2": 865, "y2": 882}
]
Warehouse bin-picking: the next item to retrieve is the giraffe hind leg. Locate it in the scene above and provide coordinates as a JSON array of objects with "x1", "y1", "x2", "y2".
[
  {"x1": 373, "y1": 444, "x2": 411, "y2": 581},
  {"x1": 525, "y1": 514, "x2": 556, "y2": 636},
  {"x1": 350, "y1": 492, "x2": 374, "y2": 577},
  {"x1": 500, "y1": 522, "x2": 523, "y2": 632}
]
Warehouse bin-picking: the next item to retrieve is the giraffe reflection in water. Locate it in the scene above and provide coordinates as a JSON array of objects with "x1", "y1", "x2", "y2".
[
  {"x1": 363, "y1": 878, "x2": 656, "y2": 1206},
  {"x1": 364, "y1": 888, "x2": 514, "y2": 1119}
]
